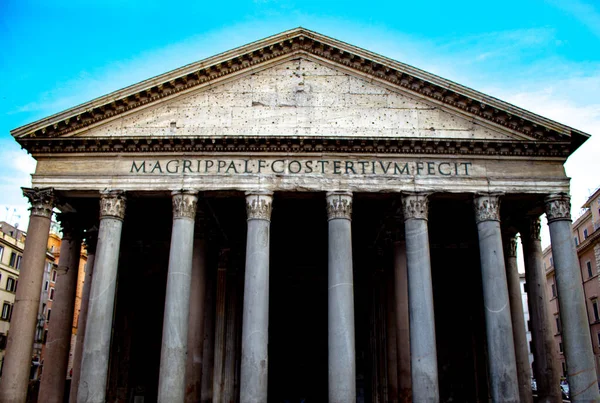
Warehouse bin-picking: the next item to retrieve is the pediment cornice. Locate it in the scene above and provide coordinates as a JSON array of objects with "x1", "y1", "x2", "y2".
[
  {"x1": 12, "y1": 28, "x2": 589, "y2": 154},
  {"x1": 22, "y1": 135, "x2": 571, "y2": 158}
]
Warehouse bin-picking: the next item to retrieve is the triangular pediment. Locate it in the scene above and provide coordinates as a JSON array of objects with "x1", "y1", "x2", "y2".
[
  {"x1": 12, "y1": 28, "x2": 588, "y2": 155},
  {"x1": 69, "y1": 57, "x2": 519, "y2": 142}
]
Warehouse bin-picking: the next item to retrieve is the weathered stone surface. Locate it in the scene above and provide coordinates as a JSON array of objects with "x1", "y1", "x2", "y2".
[{"x1": 80, "y1": 59, "x2": 514, "y2": 141}]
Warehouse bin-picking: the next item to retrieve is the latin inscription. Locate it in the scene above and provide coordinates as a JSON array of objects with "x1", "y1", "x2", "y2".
[{"x1": 130, "y1": 159, "x2": 472, "y2": 176}]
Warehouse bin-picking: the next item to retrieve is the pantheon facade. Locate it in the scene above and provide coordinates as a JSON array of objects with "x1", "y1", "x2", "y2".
[{"x1": 0, "y1": 29, "x2": 596, "y2": 403}]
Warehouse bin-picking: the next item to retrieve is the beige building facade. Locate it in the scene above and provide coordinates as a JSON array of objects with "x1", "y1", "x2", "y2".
[{"x1": 0, "y1": 29, "x2": 597, "y2": 402}]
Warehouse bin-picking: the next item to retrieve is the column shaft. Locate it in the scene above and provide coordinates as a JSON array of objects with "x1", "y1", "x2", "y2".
[
  {"x1": 403, "y1": 194, "x2": 439, "y2": 402},
  {"x1": 503, "y1": 234, "x2": 533, "y2": 403},
  {"x1": 200, "y1": 266, "x2": 216, "y2": 403},
  {"x1": 212, "y1": 256, "x2": 228, "y2": 402},
  {"x1": 158, "y1": 191, "x2": 198, "y2": 403},
  {"x1": 78, "y1": 190, "x2": 126, "y2": 403},
  {"x1": 224, "y1": 271, "x2": 240, "y2": 402},
  {"x1": 474, "y1": 195, "x2": 519, "y2": 402},
  {"x1": 240, "y1": 192, "x2": 272, "y2": 403},
  {"x1": 393, "y1": 240, "x2": 412, "y2": 402},
  {"x1": 39, "y1": 214, "x2": 82, "y2": 403},
  {"x1": 546, "y1": 194, "x2": 600, "y2": 401},
  {"x1": 185, "y1": 239, "x2": 207, "y2": 403},
  {"x1": 522, "y1": 218, "x2": 562, "y2": 403},
  {"x1": 327, "y1": 192, "x2": 356, "y2": 403},
  {"x1": 0, "y1": 188, "x2": 54, "y2": 403},
  {"x1": 386, "y1": 269, "x2": 399, "y2": 403},
  {"x1": 69, "y1": 233, "x2": 96, "y2": 403}
]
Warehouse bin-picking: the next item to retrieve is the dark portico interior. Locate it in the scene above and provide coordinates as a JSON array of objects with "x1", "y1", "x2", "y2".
[{"x1": 60, "y1": 191, "x2": 545, "y2": 402}]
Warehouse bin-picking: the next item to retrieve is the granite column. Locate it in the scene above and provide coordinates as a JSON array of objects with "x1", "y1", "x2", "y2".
[
  {"x1": 545, "y1": 194, "x2": 600, "y2": 402},
  {"x1": 185, "y1": 238, "x2": 208, "y2": 403},
  {"x1": 503, "y1": 232, "x2": 533, "y2": 403},
  {"x1": 77, "y1": 190, "x2": 126, "y2": 403},
  {"x1": 402, "y1": 193, "x2": 439, "y2": 402},
  {"x1": 327, "y1": 191, "x2": 356, "y2": 403},
  {"x1": 240, "y1": 191, "x2": 273, "y2": 403},
  {"x1": 70, "y1": 227, "x2": 98, "y2": 403},
  {"x1": 521, "y1": 217, "x2": 562, "y2": 403},
  {"x1": 474, "y1": 194, "x2": 519, "y2": 402},
  {"x1": 0, "y1": 188, "x2": 54, "y2": 403},
  {"x1": 393, "y1": 238, "x2": 412, "y2": 403},
  {"x1": 39, "y1": 213, "x2": 83, "y2": 403},
  {"x1": 158, "y1": 191, "x2": 198, "y2": 403}
]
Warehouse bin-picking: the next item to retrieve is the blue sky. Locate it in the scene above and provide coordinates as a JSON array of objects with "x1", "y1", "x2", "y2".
[{"x1": 1, "y1": 0, "x2": 599, "y2": 245}]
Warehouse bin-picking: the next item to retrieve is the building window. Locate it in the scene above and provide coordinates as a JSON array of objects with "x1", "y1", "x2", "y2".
[
  {"x1": 550, "y1": 257, "x2": 554, "y2": 267},
  {"x1": 1, "y1": 303, "x2": 12, "y2": 321},
  {"x1": 0, "y1": 245, "x2": 4, "y2": 261},
  {"x1": 555, "y1": 314, "x2": 561, "y2": 333},
  {"x1": 593, "y1": 299, "x2": 600, "y2": 322},
  {"x1": 587, "y1": 261, "x2": 593, "y2": 278},
  {"x1": 551, "y1": 282, "x2": 557, "y2": 298},
  {"x1": 46, "y1": 309, "x2": 51, "y2": 322},
  {"x1": 8, "y1": 252, "x2": 16, "y2": 267},
  {"x1": 559, "y1": 342, "x2": 563, "y2": 353},
  {"x1": 527, "y1": 320, "x2": 531, "y2": 332},
  {"x1": 562, "y1": 361, "x2": 567, "y2": 377},
  {"x1": 44, "y1": 281, "x2": 49, "y2": 291},
  {"x1": 6, "y1": 277, "x2": 16, "y2": 293},
  {"x1": 574, "y1": 236, "x2": 579, "y2": 246},
  {"x1": 584, "y1": 229, "x2": 589, "y2": 239},
  {"x1": 51, "y1": 270, "x2": 57, "y2": 282},
  {"x1": 15, "y1": 255, "x2": 21, "y2": 270},
  {"x1": 49, "y1": 288, "x2": 55, "y2": 301},
  {"x1": 597, "y1": 332, "x2": 600, "y2": 348}
]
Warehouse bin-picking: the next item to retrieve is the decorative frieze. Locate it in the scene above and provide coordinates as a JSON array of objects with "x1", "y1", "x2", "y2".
[
  {"x1": 402, "y1": 193, "x2": 428, "y2": 221},
  {"x1": 22, "y1": 187, "x2": 55, "y2": 218},
  {"x1": 172, "y1": 191, "x2": 198, "y2": 220},
  {"x1": 245, "y1": 192, "x2": 273, "y2": 221},
  {"x1": 474, "y1": 194, "x2": 501, "y2": 224},
  {"x1": 545, "y1": 194, "x2": 571, "y2": 223},
  {"x1": 326, "y1": 192, "x2": 353, "y2": 221},
  {"x1": 99, "y1": 190, "x2": 126, "y2": 220}
]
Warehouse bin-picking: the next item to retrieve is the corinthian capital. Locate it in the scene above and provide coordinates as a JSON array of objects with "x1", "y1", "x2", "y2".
[
  {"x1": 326, "y1": 191, "x2": 352, "y2": 221},
  {"x1": 22, "y1": 187, "x2": 55, "y2": 218},
  {"x1": 99, "y1": 190, "x2": 126, "y2": 220},
  {"x1": 504, "y1": 234, "x2": 518, "y2": 258},
  {"x1": 246, "y1": 191, "x2": 273, "y2": 221},
  {"x1": 56, "y1": 213, "x2": 83, "y2": 241},
  {"x1": 545, "y1": 194, "x2": 571, "y2": 223},
  {"x1": 402, "y1": 193, "x2": 428, "y2": 221},
  {"x1": 474, "y1": 194, "x2": 501, "y2": 224},
  {"x1": 172, "y1": 191, "x2": 198, "y2": 220},
  {"x1": 521, "y1": 217, "x2": 542, "y2": 241}
]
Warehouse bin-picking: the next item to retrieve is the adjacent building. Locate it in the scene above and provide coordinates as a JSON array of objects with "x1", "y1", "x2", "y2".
[
  {"x1": 0, "y1": 222, "x2": 25, "y2": 376},
  {"x1": 544, "y1": 186, "x2": 600, "y2": 381}
]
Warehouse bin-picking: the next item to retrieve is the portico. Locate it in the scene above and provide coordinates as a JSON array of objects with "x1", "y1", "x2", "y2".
[{"x1": 1, "y1": 28, "x2": 597, "y2": 403}]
